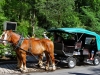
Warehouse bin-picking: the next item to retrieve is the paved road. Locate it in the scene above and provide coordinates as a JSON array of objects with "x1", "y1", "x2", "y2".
[
  {"x1": 0, "y1": 56, "x2": 100, "y2": 75},
  {"x1": 1, "y1": 63, "x2": 100, "y2": 75},
  {"x1": 20, "y1": 64, "x2": 100, "y2": 75}
]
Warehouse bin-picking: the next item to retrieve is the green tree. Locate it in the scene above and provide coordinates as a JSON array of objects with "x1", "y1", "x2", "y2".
[
  {"x1": 1, "y1": 0, "x2": 100, "y2": 35},
  {"x1": 75, "y1": 0, "x2": 100, "y2": 33},
  {"x1": 35, "y1": 0, "x2": 83, "y2": 29},
  {"x1": 0, "y1": 0, "x2": 7, "y2": 33}
]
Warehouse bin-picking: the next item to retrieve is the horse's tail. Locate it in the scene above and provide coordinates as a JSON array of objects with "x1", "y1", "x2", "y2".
[
  {"x1": 41, "y1": 39, "x2": 55, "y2": 61},
  {"x1": 41, "y1": 38, "x2": 54, "y2": 53},
  {"x1": 41, "y1": 39, "x2": 56, "y2": 70}
]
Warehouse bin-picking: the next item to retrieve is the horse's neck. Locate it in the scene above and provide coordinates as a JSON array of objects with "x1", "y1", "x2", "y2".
[{"x1": 11, "y1": 32, "x2": 20, "y2": 45}]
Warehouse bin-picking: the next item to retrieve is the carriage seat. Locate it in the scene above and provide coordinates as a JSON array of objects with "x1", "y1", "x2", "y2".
[
  {"x1": 73, "y1": 41, "x2": 83, "y2": 55},
  {"x1": 75, "y1": 41, "x2": 82, "y2": 50},
  {"x1": 54, "y1": 43, "x2": 73, "y2": 56}
]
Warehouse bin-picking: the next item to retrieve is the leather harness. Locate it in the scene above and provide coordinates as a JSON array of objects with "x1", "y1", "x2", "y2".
[{"x1": 13, "y1": 35, "x2": 39, "y2": 60}]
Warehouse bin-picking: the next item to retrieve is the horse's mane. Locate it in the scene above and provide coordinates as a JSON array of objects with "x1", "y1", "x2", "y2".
[{"x1": 13, "y1": 31, "x2": 23, "y2": 37}]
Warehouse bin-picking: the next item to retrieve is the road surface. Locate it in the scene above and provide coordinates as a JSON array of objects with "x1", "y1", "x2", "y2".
[
  {"x1": 1, "y1": 63, "x2": 100, "y2": 75},
  {"x1": 0, "y1": 56, "x2": 100, "y2": 75}
]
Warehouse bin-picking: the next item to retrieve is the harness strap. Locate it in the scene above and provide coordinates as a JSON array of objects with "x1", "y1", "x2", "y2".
[
  {"x1": 14, "y1": 35, "x2": 24, "y2": 50},
  {"x1": 28, "y1": 38, "x2": 32, "y2": 52},
  {"x1": 18, "y1": 45, "x2": 39, "y2": 61},
  {"x1": 28, "y1": 38, "x2": 39, "y2": 61}
]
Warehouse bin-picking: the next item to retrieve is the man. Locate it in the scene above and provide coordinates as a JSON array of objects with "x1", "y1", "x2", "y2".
[
  {"x1": 53, "y1": 32, "x2": 63, "y2": 43},
  {"x1": 89, "y1": 38, "x2": 96, "y2": 60}
]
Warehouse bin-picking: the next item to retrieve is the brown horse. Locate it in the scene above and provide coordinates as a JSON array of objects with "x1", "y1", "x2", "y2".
[{"x1": 0, "y1": 30, "x2": 56, "y2": 72}]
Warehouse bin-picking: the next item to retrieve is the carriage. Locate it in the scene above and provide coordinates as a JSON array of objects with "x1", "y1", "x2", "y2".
[{"x1": 48, "y1": 28, "x2": 100, "y2": 68}]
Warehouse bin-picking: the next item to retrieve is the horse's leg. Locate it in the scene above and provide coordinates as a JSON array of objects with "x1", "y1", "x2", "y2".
[
  {"x1": 38, "y1": 53, "x2": 44, "y2": 68},
  {"x1": 15, "y1": 51, "x2": 21, "y2": 69},
  {"x1": 20, "y1": 53, "x2": 27, "y2": 72},
  {"x1": 45, "y1": 52, "x2": 50, "y2": 70},
  {"x1": 49, "y1": 52, "x2": 56, "y2": 70},
  {"x1": 16, "y1": 55, "x2": 21, "y2": 69},
  {"x1": 16, "y1": 51, "x2": 24, "y2": 72},
  {"x1": 17, "y1": 54, "x2": 23, "y2": 71}
]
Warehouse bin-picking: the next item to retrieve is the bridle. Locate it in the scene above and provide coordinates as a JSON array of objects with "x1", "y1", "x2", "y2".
[{"x1": 1, "y1": 31, "x2": 12, "y2": 44}]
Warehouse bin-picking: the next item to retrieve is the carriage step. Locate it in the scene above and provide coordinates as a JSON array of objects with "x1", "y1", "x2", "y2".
[
  {"x1": 62, "y1": 60, "x2": 67, "y2": 63},
  {"x1": 84, "y1": 59, "x2": 93, "y2": 64}
]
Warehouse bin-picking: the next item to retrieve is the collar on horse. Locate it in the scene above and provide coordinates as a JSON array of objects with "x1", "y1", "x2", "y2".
[{"x1": 14, "y1": 35, "x2": 24, "y2": 50}]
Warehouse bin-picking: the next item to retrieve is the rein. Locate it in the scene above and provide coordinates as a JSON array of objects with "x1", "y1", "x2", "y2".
[{"x1": 0, "y1": 39, "x2": 8, "y2": 41}]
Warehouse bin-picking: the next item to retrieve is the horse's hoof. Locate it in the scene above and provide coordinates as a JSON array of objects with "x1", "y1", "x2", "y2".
[
  {"x1": 45, "y1": 66, "x2": 49, "y2": 71},
  {"x1": 21, "y1": 70, "x2": 26, "y2": 73},
  {"x1": 40, "y1": 66, "x2": 45, "y2": 69},
  {"x1": 52, "y1": 65, "x2": 56, "y2": 71},
  {"x1": 19, "y1": 68, "x2": 23, "y2": 72},
  {"x1": 52, "y1": 67, "x2": 56, "y2": 71},
  {"x1": 20, "y1": 69, "x2": 28, "y2": 73}
]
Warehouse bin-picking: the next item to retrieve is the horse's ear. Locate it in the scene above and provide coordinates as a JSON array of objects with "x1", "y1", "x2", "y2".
[{"x1": 3, "y1": 30, "x2": 7, "y2": 33}]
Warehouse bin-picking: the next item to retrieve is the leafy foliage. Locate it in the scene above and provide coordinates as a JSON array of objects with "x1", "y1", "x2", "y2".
[
  {"x1": 0, "y1": 0, "x2": 100, "y2": 36},
  {"x1": 17, "y1": 20, "x2": 30, "y2": 37}
]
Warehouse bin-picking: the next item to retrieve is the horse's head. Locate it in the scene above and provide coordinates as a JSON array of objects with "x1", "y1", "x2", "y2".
[{"x1": 0, "y1": 30, "x2": 12, "y2": 45}]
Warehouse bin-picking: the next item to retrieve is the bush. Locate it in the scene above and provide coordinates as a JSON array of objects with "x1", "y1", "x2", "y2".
[{"x1": 0, "y1": 44, "x2": 16, "y2": 58}]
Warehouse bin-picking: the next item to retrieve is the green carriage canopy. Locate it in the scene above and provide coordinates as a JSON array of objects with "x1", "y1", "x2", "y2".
[{"x1": 48, "y1": 28, "x2": 100, "y2": 51}]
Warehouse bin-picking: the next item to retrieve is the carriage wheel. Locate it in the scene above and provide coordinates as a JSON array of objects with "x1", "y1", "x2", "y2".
[
  {"x1": 93, "y1": 56, "x2": 100, "y2": 66},
  {"x1": 67, "y1": 57, "x2": 76, "y2": 68}
]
